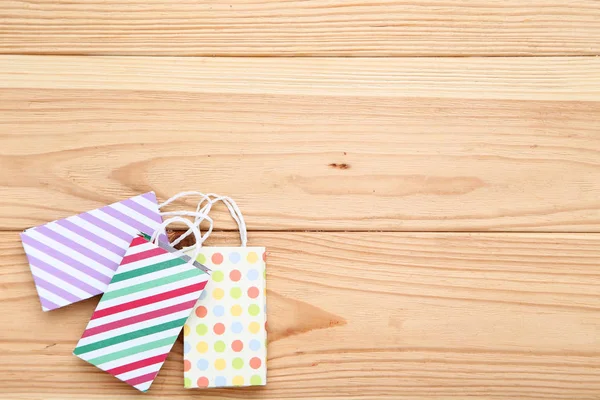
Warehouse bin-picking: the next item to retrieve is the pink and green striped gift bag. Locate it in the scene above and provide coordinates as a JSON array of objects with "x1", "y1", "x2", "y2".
[{"x1": 73, "y1": 234, "x2": 210, "y2": 392}]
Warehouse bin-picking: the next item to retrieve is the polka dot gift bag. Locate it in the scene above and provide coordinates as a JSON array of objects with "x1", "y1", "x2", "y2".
[{"x1": 161, "y1": 193, "x2": 267, "y2": 389}]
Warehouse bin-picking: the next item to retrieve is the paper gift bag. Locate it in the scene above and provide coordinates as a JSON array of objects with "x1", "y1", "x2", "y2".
[
  {"x1": 73, "y1": 222, "x2": 210, "y2": 392},
  {"x1": 21, "y1": 191, "x2": 167, "y2": 311},
  {"x1": 177, "y1": 195, "x2": 267, "y2": 389},
  {"x1": 183, "y1": 247, "x2": 267, "y2": 388}
]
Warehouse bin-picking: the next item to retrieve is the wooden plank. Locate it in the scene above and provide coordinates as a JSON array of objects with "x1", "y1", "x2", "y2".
[
  {"x1": 1, "y1": 231, "x2": 600, "y2": 399},
  {"x1": 1, "y1": 56, "x2": 600, "y2": 231},
  {"x1": 1, "y1": 1, "x2": 600, "y2": 56}
]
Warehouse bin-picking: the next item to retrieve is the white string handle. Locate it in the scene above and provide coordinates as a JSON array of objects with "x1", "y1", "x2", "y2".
[
  {"x1": 158, "y1": 192, "x2": 247, "y2": 247},
  {"x1": 158, "y1": 192, "x2": 214, "y2": 248},
  {"x1": 160, "y1": 210, "x2": 214, "y2": 248},
  {"x1": 150, "y1": 216, "x2": 202, "y2": 263},
  {"x1": 203, "y1": 195, "x2": 247, "y2": 247}
]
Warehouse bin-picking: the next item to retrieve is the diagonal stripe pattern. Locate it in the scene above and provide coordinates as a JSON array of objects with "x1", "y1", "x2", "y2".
[
  {"x1": 20, "y1": 192, "x2": 167, "y2": 311},
  {"x1": 73, "y1": 235, "x2": 209, "y2": 392}
]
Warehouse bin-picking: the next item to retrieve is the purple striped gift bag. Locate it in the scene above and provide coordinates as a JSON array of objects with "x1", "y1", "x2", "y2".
[{"x1": 21, "y1": 192, "x2": 167, "y2": 311}]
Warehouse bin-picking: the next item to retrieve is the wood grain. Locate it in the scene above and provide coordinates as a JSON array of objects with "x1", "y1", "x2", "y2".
[
  {"x1": 1, "y1": 231, "x2": 600, "y2": 399},
  {"x1": 1, "y1": 0, "x2": 600, "y2": 56},
  {"x1": 1, "y1": 56, "x2": 599, "y2": 232}
]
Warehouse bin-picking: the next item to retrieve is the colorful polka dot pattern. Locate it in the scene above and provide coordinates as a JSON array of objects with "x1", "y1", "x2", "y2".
[{"x1": 184, "y1": 247, "x2": 267, "y2": 388}]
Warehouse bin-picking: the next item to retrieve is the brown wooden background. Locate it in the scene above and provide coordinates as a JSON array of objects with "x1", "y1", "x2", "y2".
[{"x1": 1, "y1": 1, "x2": 600, "y2": 399}]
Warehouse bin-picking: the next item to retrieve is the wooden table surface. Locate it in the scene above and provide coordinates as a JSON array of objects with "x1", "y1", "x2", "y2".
[{"x1": 1, "y1": 2, "x2": 600, "y2": 399}]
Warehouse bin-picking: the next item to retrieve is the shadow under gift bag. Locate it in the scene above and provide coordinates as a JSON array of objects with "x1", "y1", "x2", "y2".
[{"x1": 177, "y1": 195, "x2": 267, "y2": 388}]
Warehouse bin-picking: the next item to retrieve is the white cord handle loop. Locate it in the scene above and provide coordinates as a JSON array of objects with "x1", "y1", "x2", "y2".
[
  {"x1": 158, "y1": 192, "x2": 214, "y2": 248},
  {"x1": 158, "y1": 192, "x2": 247, "y2": 248},
  {"x1": 204, "y1": 195, "x2": 247, "y2": 247},
  {"x1": 160, "y1": 210, "x2": 214, "y2": 248},
  {"x1": 151, "y1": 216, "x2": 202, "y2": 263}
]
